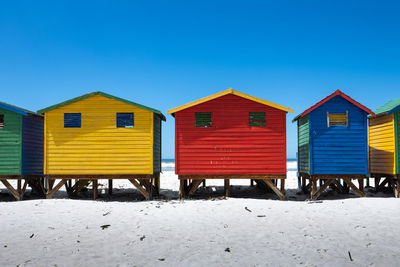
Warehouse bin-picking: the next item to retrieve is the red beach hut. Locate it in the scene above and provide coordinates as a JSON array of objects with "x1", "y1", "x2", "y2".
[{"x1": 168, "y1": 88, "x2": 294, "y2": 199}]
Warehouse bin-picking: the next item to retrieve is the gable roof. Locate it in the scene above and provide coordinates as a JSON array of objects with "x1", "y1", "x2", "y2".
[
  {"x1": 293, "y1": 89, "x2": 375, "y2": 122},
  {"x1": 37, "y1": 91, "x2": 166, "y2": 121},
  {"x1": 373, "y1": 99, "x2": 400, "y2": 116},
  {"x1": 0, "y1": 101, "x2": 42, "y2": 117},
  {"x1": 167, "y1": 88, "x2": 294, "y2": 115}
]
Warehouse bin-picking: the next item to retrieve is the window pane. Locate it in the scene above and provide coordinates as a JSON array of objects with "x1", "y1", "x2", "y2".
[
  {"x1": 0, "y1": 114, "x2": 4, "y2": 129},
  {"x1": 249, "y1": 112, "x2": 266, "y2": 127},
  {"x1": 117, "y1": 113, "x2": 134, "y2": 128},
  {"x1": 195, "y1": 112, "x2": 212, "y2": 127},
  {"x1": 64, "y1": 113, "x2": 81, "y2": 128},
  {"x1": 328, "y1": 112, "x2": 347, "y2": 127}
]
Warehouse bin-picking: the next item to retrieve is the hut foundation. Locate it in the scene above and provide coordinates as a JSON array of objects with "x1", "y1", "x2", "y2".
[
  {"x1": 299, "y1": 173, "x2": 366, "y2": 200},
  {"x1": 44, "y1": 174, "x2": 160, "y2": 200},
  {"x1": 178, "y1": 175, "x2": 286, "y2": 200},
  {"x1": 0, "y1": 175, "x2": 45, "y2": 200},
  {"x1": 370, "y1": 174, "x2": 400, "y2": 198}
]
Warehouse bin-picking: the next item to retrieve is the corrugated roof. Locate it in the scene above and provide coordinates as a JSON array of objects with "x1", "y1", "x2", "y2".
[
  {"x1": 373, "y1": 99, "x2": 400, "y2": 116},
  {"x1": 168, "y1": 88, "x2": 294, "y2": 115},
  {"x1": 0, "y1": 101, "x2": 42, "y2": 117},
  {"x1": 37, "y1": 91, "x2": 166, "y2": 121},
  {"x1": 293, "y1": 89, "x2": 375, "y2": 122}
]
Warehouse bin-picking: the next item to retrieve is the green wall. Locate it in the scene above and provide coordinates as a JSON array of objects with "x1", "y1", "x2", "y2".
[
  {"x1": 0, "y1": 108, "x2": 22, "y2": 175},
  {"x1": 298, "y1": 115, "x2": 310, "y2": 174},
  {"x1": 153, "y1": 114, "x2": 161, "y2": 173}
]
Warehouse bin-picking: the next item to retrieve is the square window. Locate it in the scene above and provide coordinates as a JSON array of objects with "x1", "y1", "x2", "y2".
[
  {"x1": 249, "y1": 112, "x2": 266, "y2": 127},
  {"x1": 117, "y1": 113, "x2": 134, "y2": 128},
  {"x1": 195, "y1": 112, "x2": 212, "y2": 127},
  {"x1": 0, "y1": 114, "x2": 4, "y2": 129},
  {"x1": 64, "y1": 113, "x2": 81, "y2": 128},
  {"x1": 327, "y1": 111, "x2": 348, "y2": 127}
]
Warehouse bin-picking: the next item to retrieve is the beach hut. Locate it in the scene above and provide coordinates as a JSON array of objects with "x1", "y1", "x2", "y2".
[
  {"x1": 37, "y1": 92, "x2": 166, "y2": 200},
  {"x1": 369, "y1": 99, "x2": 400, "y2": 197},
  {"x1": 0, "y1": 102, "x2": 44, "y2": 200},
  {"x1": 293, "y1": 90, "x2": 375, "y2": 199},
  {"x1": 168, "y1": 88, "x2": 294, "y2": 200}
]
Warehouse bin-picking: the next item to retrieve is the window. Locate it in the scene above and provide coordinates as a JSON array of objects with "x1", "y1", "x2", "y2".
[
  {"x1": 0, "y1": 114, "x2": 4, "y2": 129},
  {"x1": 117, "y1": 113, "x2": 134, "y2": 128},
  {"x1": 327, "y1": 111, "x2": 348, "y2": 127},
  {"x1": 249, "y1": 112, "x2": 266, "y2": 127},
  {"x1": 195, "y1": 112, "x2": 212, "y2": 127},
  {"x1": 64, "y1": 113, "x2": 81, "y2": 128}
]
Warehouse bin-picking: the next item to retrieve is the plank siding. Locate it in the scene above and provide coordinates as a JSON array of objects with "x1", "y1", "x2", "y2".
[
  {"x1": 310, "y1": 96, "x2": 368, "y2": 175},
  {"x1": 175, "y1": 94, "x2": 286, "y2": 175},
  {"x1": 45, "y1": 95, "x2": 154, "y2": 175},
  {"x1": 298, "y1": 115, "x2": 310, "y2": 173},
  {"x1": 368, "y1": 114, "x2": 396, "y2": 175},
  {"x1": 0, "y1": 108, "x2": 22, "y2": 175},
  {"x1": 21, "y1": 115, "x2": 44, "y2": 175},
  {"x1": 395, "y1": 110, "x2": 400, "y2": 174},
  {"x1": 153, "y1": 114, "x2": 161, "y2": 173}
]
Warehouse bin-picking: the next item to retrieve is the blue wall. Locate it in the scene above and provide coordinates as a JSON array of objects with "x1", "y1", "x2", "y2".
[
  {"x1": 310, "y1": 96, "x2": 368, "y2": 175},
  {"x1": 21, "y1": 115, "x2": 44, "y2": 175}
]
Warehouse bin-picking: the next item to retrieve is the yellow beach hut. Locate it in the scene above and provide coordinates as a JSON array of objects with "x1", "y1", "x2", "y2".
[{"x1": 37, "y1": 91, "x2": 165, "y2": 200}]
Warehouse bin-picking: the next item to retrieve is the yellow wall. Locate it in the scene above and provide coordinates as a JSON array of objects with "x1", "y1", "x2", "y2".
[
  {"x1": 369, "y1": 114, "x2": 396, "y2": 174},
  {"x1": 44, "y1": 95, "x2": 154, "y2": 174}
]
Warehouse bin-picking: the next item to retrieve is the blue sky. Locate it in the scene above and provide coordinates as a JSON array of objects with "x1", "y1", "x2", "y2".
[{"x1": 1, "y1": 1, "x2": 399, "y2": 158}]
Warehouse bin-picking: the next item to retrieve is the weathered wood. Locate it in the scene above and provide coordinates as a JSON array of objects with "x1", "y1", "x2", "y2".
[
  {"x1": 395, "y1": 179, "x2": 400, "y2": 198},
  {"x1": 71, "y1": 180, "x2": 91, "y2": 196},
  {"x1": 377, "y1": 178, "x2": 389, "y2": 192},
  {"x1": 0, "y1": 179, "x2": 21, "y2": 200},
  {"x1": 17, "y1": 179, "x2": 22, "y2": 195},
  {"x1": 202, "y1": 179, "x2": 206, "y2": 188},
  {"x1": 46, "y1": 179, "x2": 68, "y2": 199},
  {"x1": 250, "y1": 179, "x2": 254, "y2": 187},
  {"x1": 93, "y1": 180, "x2": 98, "y2": 200},
  {"x1": 188, "y1": 179, "x2": 204, "y2": 195},
  {"x1": 224, "y1": 179, "x2": 230, "y2": 197},
  {"x1": 280, "y1": 179, "x2": 285, "y2": 194},
  {"x1": 20, "y1": 180, "x2": 28, "y2": 200},
  {"x1": 329, "y1": 183, "x2": 342, "y2": 194},
  {"x1": 332, "y1": 180, "x2": 345, "y2": 193},
  {"x1": 343, "y1": 178, "x2": 365, "y2": 197},
  {"x1": 358, "y1": 178, "x2": 364, "y2": 192},
  {"x1": 311, "y1": 179, "x2": 317, "y2": 197},
  {"x1": 262, "y1": 179, "x2": 286, "y2": 200},
  {"x1": 311, "y1": 179, "x2": 334, "y2": 200},
  {"x1": 179, "y1": 179, "x2": 185, "y2": 199},
  {"x1": 108, "y1": 179, "x2": 113, "y2": 195},
  {"x1": 129, "y1": 179, "x2": 150, "y2": 200}
]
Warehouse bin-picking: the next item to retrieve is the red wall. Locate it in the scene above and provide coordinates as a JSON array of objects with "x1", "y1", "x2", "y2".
[{"x1": 175, "y1": 94, "x2": 287, "y2": 175}]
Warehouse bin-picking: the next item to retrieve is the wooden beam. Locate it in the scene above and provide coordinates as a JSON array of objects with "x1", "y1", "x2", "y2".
[
  {"x1": 129, "y1": 179, "x2": 150, "y2": 200},
  {"x1": 20, "y1": 180, "x2": 28, "y2": 200},
  {"x1": 93, "y1": 180, "x2": 98, "y2": 200},
  {"x1": 311, "y1": 179, "x2": 334, "y2": 200},
  {"x1": 343, "y1": 178, "x2": 365, "y2": 197},
  {"x1": 395, "y1": 179, "x2": 400, "y2": 198},
  {"x1": 262, "y1": 179, "x2": 286, "y2": 200},
  {"x1": 280, "y1": 179, "x2": 285, "y2": 194},
  {"x1": 179, "y1": 179, "x2": 185, "y2": 199},
  {"x1": 108, "y1": 179, "x2": 113, "y2": 195},
  {"x1": 332, "y1": 180, "x2": 345, "y2": 193},
  {"x1": 311, "y1": 179, "x2": 317, "y2": 197},
  {"x1": 224, "y1": 179, "x2": 230, "y2": 197},
  {"x1": 188, "y1": 179, "x2": 204, "y2": 195},
  {"x1": 46, "y1": 179, "x2": 68, "y2": 199},
  {"x1": 1, "y1": 179, "x2": 21, "y2": 200}
]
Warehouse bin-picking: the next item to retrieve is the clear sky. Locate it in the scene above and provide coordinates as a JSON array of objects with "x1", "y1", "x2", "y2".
[{"x1": 1, "y1": 1, "x2": 399, "y2": 159}]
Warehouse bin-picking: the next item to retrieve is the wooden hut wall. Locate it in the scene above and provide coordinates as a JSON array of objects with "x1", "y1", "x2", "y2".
[
  {"x1": 21, "y1": 115, "x2": 44, "y2": 175},
  {"x1": 44, "y1": 95, "x2": 155, "y2": 175},
  {"x1": 297, "y1": 114, "x2": 310, "y2": 174},
  {"x1": 0, "y1": 107, "x2": 22, "y2": 175},
  {"x1": 175, "y1": 94, "x2": 287, "y2": 175},
  {"x1": 369, "y1": 114, "x2": 396, "y2": 175},
  {"x1": 309, "y1": 96, "x2": 368, "y2": 175}
]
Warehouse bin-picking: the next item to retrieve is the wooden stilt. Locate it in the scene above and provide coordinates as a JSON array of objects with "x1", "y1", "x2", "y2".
[
  {"x1": 375, "y1": 177, "x2": 381, "y2": 192},
  {"x1": 1, "y1": 179, "x2": 21, "y2": 200},
  {"x1": 311, "y1": 179, "x2": 334, "y2": 200},
  {"x1": 343, "y1": 178, "x2": 365, "y2": 197},
  {"x1": 188, "y1": 179, "x2": 204, "y2": 195},
  {"x1": 202, "y1": 179, "x2": 206, "y2": 188},
  {"x1": 280, "y1": 179, "x2": 285, "y2": 194},
  {"x1": 358, "y1": 178, "x2": 364, "y2": 192},
  {"x1": 224, "y1": 179, "x2": 230, "y2": 197},
  {"x1": 93, "y1": 180, "x2": 98, "y2": 200},
  {"x1": 129, "y1": 179, "x2": 150, "y2": 200},
  {"x1": 21, "y1": 180, "x2": 27, "y2": 199},
  {"x1": 250, "y1": 179, "x2": 254, "y2": 187},
  {"x1": 395, "y1": 179, "x2": 400, "y2": 198},
  {"x1": 301, "y1": 176, "x2": 307, "y2": 192},
  {"x1": 179, "y1": 179, "x2": 185, "y2": 199},
  {"x1": 311, "y1": 179, "x2": 317, "y2": 198},
  {"x1": 262, "y1": 179, "x2": 286, "y2": 200},
  {"x1": 17, "y1": 179, "x2": 22, "y2": 195},
  {"x1": 108, "y1": 179, "x2": 113, "y2": 195},
  {"x1": 46, "y1": 179, "x2": 68, "y2": 199}
]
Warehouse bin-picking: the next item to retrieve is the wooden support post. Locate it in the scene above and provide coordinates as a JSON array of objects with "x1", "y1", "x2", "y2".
[
  {"x1": 1, "y1": 179, "x2": 21, "y2": 200},
  {"x1": 311, "y1": 179, "x2": 334, "y2": 200},
  {"x1": 311, "y1": 178, "x2": 317, "y2": 198},
  {"x1": 224, "y1": 179, "x2": 230, "y2": 197},
  {"x1": 395, "y1": 179, "x2": 400, "y2": 198},
  {"x1": 358, "y1": 178, "x2": 364, "y2": 192},
  {"x1": 17, "y1": 179, "x2": 22, "y2": 195},
  {"x1": 179, "y1": 179, "x2": 185, "y2": 199},
  {"x1": 301, "y1": 176, "x2": 307, "y2": 192},
  {"x1": 108, "y1": 179, "x2": 113, "y2": 195},
  {"x1": 250, "y1": 179, "x2": 254, "y2": 187},
  {"x1": 20, "y1": 180, "x2": 27, "y2": 200},
  {"x1": 263, "y1": 179, "x2": 286, "y2": 200},
  {"x1": 46, "y1": 179, "x2": 68, "y2": 199},
  {"x1": 93, "y1": 180, "x2": 98, "y2": 200},
  {"x1": 188, "y1": 179, "x2": 204, "y2": 195},
  {"x1": 280, "y1": 179, "x2": 285, "y2": 194},
  {"x1": 375, "y1": 177, "x2": 381, "y2": 192},
  {"x1": 129, "y1": 179, "x2": 150, "y2": 200},
  {"x1": 332, "y1": 179, "x2": 345, "y2": 193},
  {"x1": 343, "y1": 178, "x2": 365, "y2": 197},
  {"x1": 202, "y1": 179, "x2": 206, "y2": 188}
]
